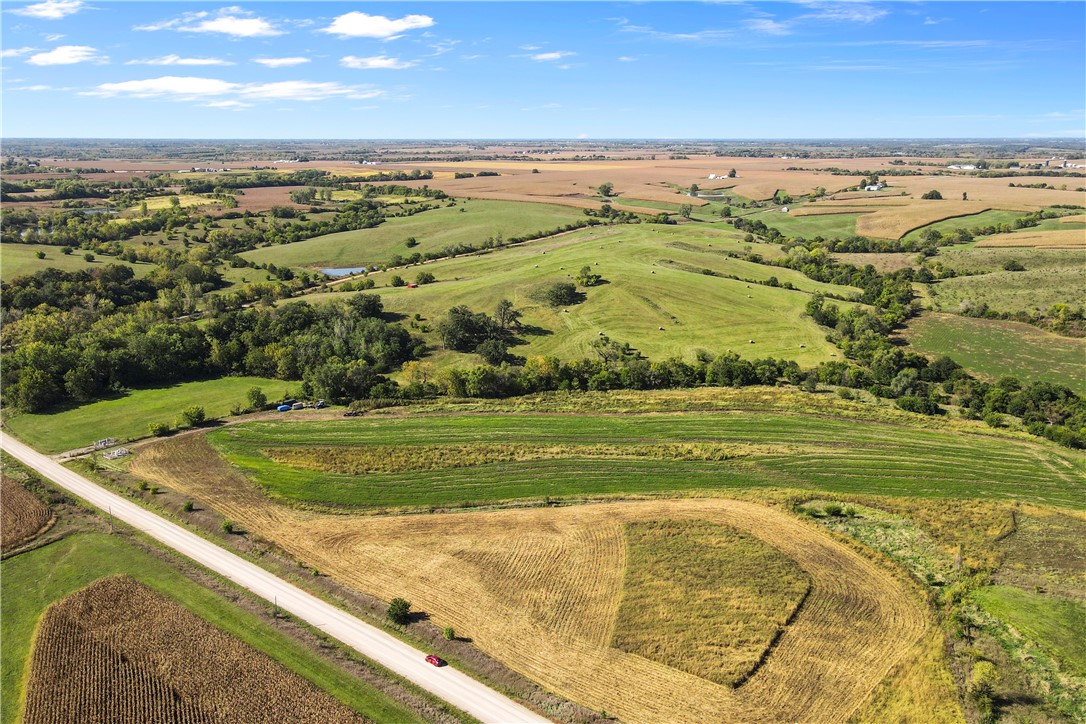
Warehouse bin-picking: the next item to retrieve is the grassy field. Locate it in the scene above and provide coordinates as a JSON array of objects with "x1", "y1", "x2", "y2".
[
  {"x1": 751, "y1": 209, "x2": 863, "y2": 239},
  {"x1": 240, "y1": 199, "x2": 586, "y2": 270},
  {"x1": 300, "y1": 224, "x2": 855, "y2": 367},
  {"x1": 901, "y1": 313, "x2": 1085, "y2": 393},
  {"x1": 0, "y1": 533, "x2": 422, "y2": 724},
  {"x1": 926, "y1": 262, "x2": 1086, "y2": 313},
  {"x1": 4, "y1": 376, "x2": 294, "y2": 453},
  {"x1": 0, "y1": 243, "x2": 152, "y2": 281},
  {"x1": 203, "y1": 400, "x2": 1085, "y2": 510},
  {"x1": 975, "y1": 229, "x2": 1086, "y2": 248},
  {"x1": 972, "y1": 586, "x2": 1086, "y2": 676},
  {"x1": 612, "y1": 519, "x2": 809, "y2": 687},
  {"x1": 857, "y1": 203, "x2": 998, "y2": 240}
]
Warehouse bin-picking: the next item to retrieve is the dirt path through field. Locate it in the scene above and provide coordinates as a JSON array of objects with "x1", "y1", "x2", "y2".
[{"x1": 133, "y1": 435, "x2": 930, "y2": 723}]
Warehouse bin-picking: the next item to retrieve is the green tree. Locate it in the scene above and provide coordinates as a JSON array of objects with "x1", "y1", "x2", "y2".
[
  {"x1": 387, "y1": 597, "x2": 411, "y2": 625},
  {"x1": 597, "y1": 181, "x2": 614, "y2": 198},
  {"x1": 921, "y1": 189, "x2": 943, "y2": 200},
  {"x1": 415, "y1": 271, "x2": 435, "y2": 285},
  {"x1": 494, "y1": 299, "x2": 522, "y2": 330},
  {"x1": 148, "y1": 421, "x2": 171, "y2": 437},
  {"x1": 727, "y1": 168, "x2": 737, "y2": 178},
  {"x1": 35, "y1": 250, "x2": 46, "y2": 259},
  {"x1": 477, "y1": 338, "x2": 508, "y2": 365},
  {"x1": 246, "y1": 386, "x2": 267, "y2": 411},
  {"x1": 390, "y1": 275, "x2": 406, "y2": 287},
  {"x1": 576, "y1": 265, "x2": 603, "y2": 286},
  {"x1": 179, "y1": 405, "x2": 206, "y2": 427},
  {"x1": 679, "y1": 204, "x2": 693, "y2": 218},
  {"x1": 688, "y1": 183, "x2": 699, "y2": 196}
]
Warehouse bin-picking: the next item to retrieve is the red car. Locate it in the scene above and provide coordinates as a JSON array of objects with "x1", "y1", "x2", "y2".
[{"x1": 424, "y1": 654, "x2": 446, "y2": 667}]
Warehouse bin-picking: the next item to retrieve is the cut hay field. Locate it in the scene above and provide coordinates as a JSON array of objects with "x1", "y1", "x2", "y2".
[
  {"x1": 199, "y1": 398, "x2": 1085, "y2": 510},
  {"x1": 0, "y1": 243, "x2": 151, "y2": 281},
  {"x1": 901, "y1": 313, "x2": 1086, "y2": 394},
  {"x1": 23, "y1": 576, "x2": 362, "y2": 724},
  {"x1": 241, "y1": 199, "x2": 587, "y2": 270},
  {"x1": 141, "y1": 194, "x2": 216, "y2": 211},
  {"x1": 0, "y1": 477, "x2": 52, "y2": 552},
  {"x1": 301, "y1": 224, "x2": 854, "y2": 367},
  {"x1": 0, "y1": 533, "x2": 420, "y2": 724},
  {"x1": 975, "y1": 229, "x2": 1086, "y2": 248},
  {"x1": 4, "y1": 376, "x2": 293, "y2": 454},
  {"x1": 127, "y1": 439, "x2": 937, "y2": 723}
]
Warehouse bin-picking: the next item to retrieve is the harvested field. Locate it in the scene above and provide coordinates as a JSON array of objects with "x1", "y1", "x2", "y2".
[
  {"x1": 23, "y1": 575, "x2": 362, "y2": 724},
  {"x1": 832, "y1": 252, "x2": 917, "y2": 273},
  {"x1": 789, "y1": 206, "x2": 879, "y2": 216},
  {"x1": 612, "y1": 520, "x2": 809, "y2": 687},
  {"x1": 855, "y1": 203, "x2": 994, "y2": 240},
  {"x1": 974, "y1": 229, "x2": 1086, "y2": 248},
  {"x1": 1060, "y1": 214, "x2": 1086, "y2": 224},
  {"x1": 232, "y1": 185, "x2": 310, "y2": 213},
  {"x1": 0, "y1": 476, "x2": 51, "y2": 551},
  {"x1": 130, "y1": 435, "x2": 932, "y2": 723}
]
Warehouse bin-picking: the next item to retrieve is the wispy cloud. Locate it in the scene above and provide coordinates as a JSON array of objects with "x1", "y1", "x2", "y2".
[
  {"x1": 531, "y1": 51, "x2": 575, "y2": 62},
  {"x1": 136, "y1": 8, "x2": 283, "y2": 38},
  {"x1": 10, "y1": 0, "x2": 84, "y2": 20},
  {"x1": 340, "y1": 55, "x2": 417, "y2": 70},
  {"x1": 616, "y1": 19, "x2": 733, "y2": 43},
  {"x1": 253, "y1": 56, "x2": 310, "y2": 68},
  {"x1": 82, "y1": 76, "x2": 387, "y2": 106},
  {"x1": 319, "y1": 11, "x2": 433, "y2": 39},
  {"x1": 1, "y1": 46, "x2": 37, "y2": 58},
  {"x1": 27, "y1": 45, "x2": 106, "y2": 65},
  {"x1": 618, "y1": 56, "x2": 637, "y2": 62},
  {"x1": 127, "y1": 55, "x2": 234, "y2": 67},
  {"x1": 745, "y1": 3, "x2": 888, "y2": 36},
  {"x1": 745, "y1": 18, "x2": 790, "y2": 36}
]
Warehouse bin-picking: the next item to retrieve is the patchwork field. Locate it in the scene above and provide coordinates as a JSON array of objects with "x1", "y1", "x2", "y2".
[
  {"x1": 128, "y1": 437, "x2": 934, "y2": 724},
  {"x1": 856, "y1": 203, "x2": 996, "y2": 240},
  {"x1": 4, "y1": 376, "x2": 293, "y2": 454},
  {"x1": 901, "y1": 313, "x2": 1086, "y2": 393},
  {"x1": 0, "y1": 477, "x2": 51, "y2": 552},
  {"x1": 0, "y1": 533, "x2": 419, "y2": 724},
  {"x1": 299, "y1": 224, "x2": 854, "y2": 367},
  {"x1": 900, "y1": 209, "x2": 1028, "y2": 242},
  {"x1": 241, "y1": 199, "x2": 587, "y2": 270},
  {"x1": 975, "y1": 229, "x2": 1086, "y2": 248}
]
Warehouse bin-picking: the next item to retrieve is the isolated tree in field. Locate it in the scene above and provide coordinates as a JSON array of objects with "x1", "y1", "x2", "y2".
[
  {"x1": 179, "y1": 405, "x2": 206, "y2": 427},
  {"x1": 390, "y1": 275, "x2": 406, "y2": 287},
  {"x1": 962, "y1": 192, "x2": 968, "y2": 201},
  {"x1": 689, "y1": 183, "x2": 699, "y2": 196},
  {"x1": 415, "y1": 271, "x2": 435, "y2": 285},
  {"x1": 727, "y1": 168, "x2": 737, "y2": 178},
  {"x1": 721, "y1": 206, "x2": 732, "y2": 218},
  {"x1": 494, "y1": 299, "x2": 522, "y2": 330},
  {"x1": 576, "y1": 265, "x2": 603, "y2": 286},
  {"x1": 387, "y1": 598, "x2": 411, "y2": 625},
  {"x1": 539, "y1": 281, "x2": 581, "y2": 307},
  {"x1": 679, "y1": 204, "x2": 693, "y2": 218},
  {"x1": 246, "y1": 386, "x2": 267, "y2": 411},
  {"x1": 404, "y1": 236, "x2": 419, "y2": 248},
  {"x1": 921, "y1": 189, "x2": 943, "y2": 200},
  {"x1": 598, "y1": 181, "x2": 614, "y2": 198}
]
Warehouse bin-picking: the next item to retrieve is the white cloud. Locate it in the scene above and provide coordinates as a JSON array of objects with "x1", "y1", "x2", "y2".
[
  {"x1": 204, "y1": 99, "x2": 251, "y2": 110},
  {"x1": 531, "y1": 51, "x2": 575, "y2": 62},
  {"x1": 27, "y1": 45, "x2": 106, "y2": 65},
  {"x1": 127, "y1": 55, "x2": 234, "y2": 66},
  {"x1": 618, "y1": 56, "x2": 637, "y2": 62},
  {"x1": 10, "y1": 0, "x2": 84, "y2": 20},
  {"x1": 13, "y1": 84, "x2": 53, "y2": 91},
  {"x1": 340, "y1": 55, "x2": 416, "y2": 70},
  {"x1": 44, "y1": 33, "x2": 64, "y2": 41},
  {"x1": 83, "y1": 75, "x2": 385, "y2": 104},
  {"x1": 253, "y1": 56, "x2": 310, "y2": 68},
  {"x1": 319, "y1": 11, "x2": 433, "y2": 39},
  {"x1": 519, "y1": 44, "x2": 541, "y2": 51},
  {"x1": 184, "y1": 14, "x2": 282, "y2": 37},
  {"x1": 1, "y1": 47, "x2": 36, "y2": 58},
  {"x1": 135, "y1": 8, "x2": 281, "y2": 37},
  {"x1": 745, "y1": 18, "x2": 791, "y2": 35}
]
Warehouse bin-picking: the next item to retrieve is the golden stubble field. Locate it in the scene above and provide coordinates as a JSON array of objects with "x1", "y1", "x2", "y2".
[{"x1": 132, "y1": 435, "x2": 931, "y2": 723}]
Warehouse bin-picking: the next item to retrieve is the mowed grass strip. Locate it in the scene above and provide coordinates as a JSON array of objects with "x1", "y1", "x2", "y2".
[
  {"x1": 240, "y1": 199, "x2": 587, "y2": 270},
  {"x1": 207, "y1": 408, "x2": 1085, "y2": 510},
  {"x1": 612, "y1": 520, "x2": 809, "y2": 687},
  {"x1": 0, "y1": 534, "x2": 422, "y2": 724},
  {"x1": 972, "y1": 585, "x2": 1086, "y2": 677},
  {"x1": 24, "y1": 576, "x2": 362, "y2": 724},
  {"x1": 901, "y1": 313, "x2": 1086, "y2": 394},
  {"x1": 4, "y1": 376, "x2": 295, "y2": 454}
]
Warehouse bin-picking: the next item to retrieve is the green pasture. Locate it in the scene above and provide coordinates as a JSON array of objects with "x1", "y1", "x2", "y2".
[
  {"x1": 927, "y1": 263, "x2": 1085, "y2": 313},
  {"x1": 902, "y1": 209, "x2": 1027, "y2": 242},
  {"x1": 0, "y1": 533, "x2": 422, "y2": 724},
  {"x1": 240, "y1": 200, "x2": 586, "y2": 270},
  {"x1": 4, "y1": 376, "x2": 295, "y2": 454},
  {"x1": 301, "y1": 224, "x2": 856, "y2": 367},
  {"x1": 752, "y1": 209, "x2": 864, "y2": 239},
  {"x1": 901, "y1": 313, "x2": 1085, "y2": 394},
  {"x1": 207, "y1": 408, "x2": 1085, "y2": 511},
  {"x1": 0, "y1": 243, "x2": 151, "y2": 281},
  {"x1": 972, "y1": 585, "x2": 1086, "y2": 676}
]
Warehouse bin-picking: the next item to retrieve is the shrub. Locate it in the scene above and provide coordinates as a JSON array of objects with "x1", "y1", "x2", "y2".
[
  {"x1": 181, "y1": 501, "x2": 194, "y2": 512},
  {"x1": 443, "y1": 626, "x2": 455, "y2": 641},
  {"x1": 836, "y1": 388, "x2": 855, "y2": 401},
  {"x1": 387, "y1": 597, "x2": 411, "y2": 625},
  {"x1": 35, "y1": 251, "x2": 46, "y2": 259},
  {"x1": 416, "y1": 271, "x2": 435, "y2": 285},
  {"x1": 983, "y1": 412, "x2": 1004, "y2": 428},
  {"x1": 921, "y1": 190, "x2": 943, "y2": 200},
  {"x1": 179, "y1": 405, "x2": 206, "y2": 427},
  {"x1": 148, "y1": 421, "x2": 171, "y2": 437},
  {"x1": 221, "y1": 519, "x2": 235, "y2": 534},
  {"x1": 246, "y1": 387, "x2": 267, "y2": 411},
  {"x1": 405, "y1": 237, "x2": 419, "y2": 247},
  {"x1": 1001, "y1": 259, "x2": 1025, "y2": 271},
  {"x1": 390, "y1": 275, "x2": 406, "y2": 287},
  {"x1": 842, "y1": 506, "x2": 858, "y2": 518},
  {"x1": 824, "y1": 502, "x2": 844, "y2": 517}
]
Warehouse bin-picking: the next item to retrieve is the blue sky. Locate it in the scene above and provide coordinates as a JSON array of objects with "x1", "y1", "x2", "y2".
[{"x1": 2, "y1": 1, "x2": 1083, "y2": 138}]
